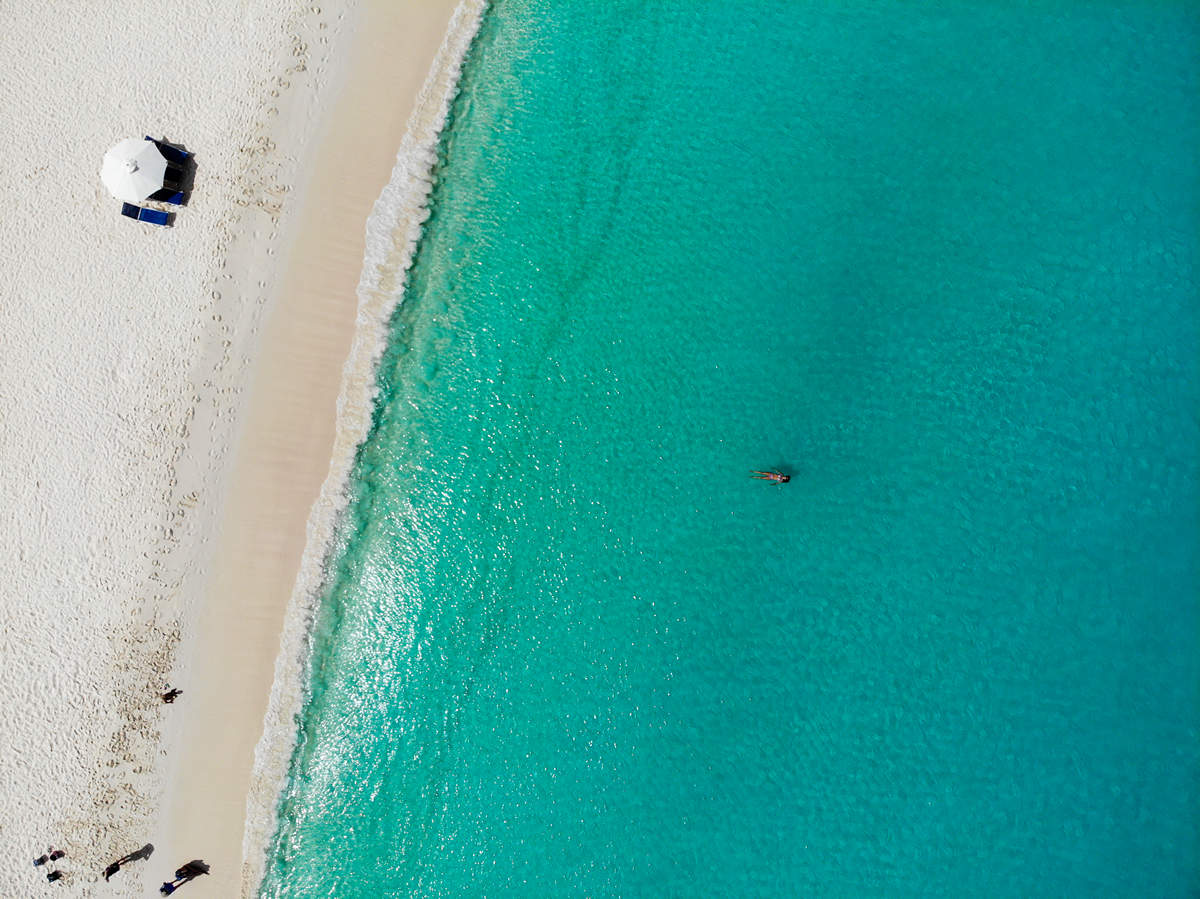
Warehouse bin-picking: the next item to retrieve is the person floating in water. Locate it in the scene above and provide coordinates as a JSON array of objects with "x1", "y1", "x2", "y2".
[
  {"x1": 750, "y1": 470, "x2": 790, "y2": 484},
  {"x1": 161, "y1": 688, "x2": 183, "y2": 704}
]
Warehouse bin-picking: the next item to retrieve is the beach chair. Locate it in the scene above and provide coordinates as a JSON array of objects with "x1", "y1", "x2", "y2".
[
  {"x1": 145, "y1": 136, "x2": 192, "y2": 165},
  {"x1": 121, "y1": 203, "x2": 171, "y2": 227},
  {"x1": 138, "y1": 207, "x2": 171, "y2": 226},
  {"x1": 150, "y1": 188, "x2": 186, "y2": 205}
]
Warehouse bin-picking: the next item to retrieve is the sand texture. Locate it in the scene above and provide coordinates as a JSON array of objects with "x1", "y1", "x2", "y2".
[{"x1": 0, "y1": 0, "x2": 469, "y2": 895}]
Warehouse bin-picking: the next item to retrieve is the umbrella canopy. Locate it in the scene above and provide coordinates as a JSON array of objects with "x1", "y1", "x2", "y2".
[{"x1": 100, "y1": 138, "x2": 167, "y2": 203}]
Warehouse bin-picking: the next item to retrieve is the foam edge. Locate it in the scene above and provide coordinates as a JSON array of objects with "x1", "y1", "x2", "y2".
[{"x1": 239, "y1": 2, "x2": 489, "y2": 894}]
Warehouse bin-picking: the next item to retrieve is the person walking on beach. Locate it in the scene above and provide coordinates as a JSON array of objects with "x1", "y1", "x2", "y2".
[
  {"x1": 106, "y1": 841, "x2": 154, "y2": 878},
  {"x1": 162, "y1": 687, "x2": 182, "y2": 703},
  {"x1": 160, "y1": 858, "x2": 209, "y2": 893}
]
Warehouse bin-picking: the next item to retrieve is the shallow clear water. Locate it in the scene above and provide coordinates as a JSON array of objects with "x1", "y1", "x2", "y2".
[{"x1": 261, "y1": 2, "x2": 1200, "y2": 895}]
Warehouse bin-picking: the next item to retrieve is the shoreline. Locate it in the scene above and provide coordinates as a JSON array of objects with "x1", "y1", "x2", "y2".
[
  {"x1": 0, "y1": 0, "x2": 475, "y2": 895},
  {"x1": 241, "y1": 2, "x2": 489, "y2": 893},
  {"x1": 156, "y1": 1, "x2": 476, "y2": 896}
]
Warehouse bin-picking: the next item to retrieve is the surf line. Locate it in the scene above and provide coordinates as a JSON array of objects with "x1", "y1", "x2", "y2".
[{"x1": 240, "y1": 2, "x2": 491, "y2": 895}]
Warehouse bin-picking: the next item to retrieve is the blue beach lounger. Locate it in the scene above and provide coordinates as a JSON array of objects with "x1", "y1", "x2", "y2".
[
  {"x1": 145, "y1": 136, "x2": 191, "y2": 164},
  {"x1": 121, "y1": 203, "x2": 171, "y2": 227},
  {"x1": 138, "y1": 207, "x2": 170, "y2": 226}
]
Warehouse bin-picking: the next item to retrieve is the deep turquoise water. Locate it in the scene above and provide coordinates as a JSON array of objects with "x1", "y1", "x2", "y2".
[{"x1": 260, "y1": 2, "x2": 1200, "y2": 896}]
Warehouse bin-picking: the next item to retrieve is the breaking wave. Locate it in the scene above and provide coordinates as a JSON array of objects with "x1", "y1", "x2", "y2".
[{"x1": 240, "y1": 2, "x2": 488, "y2": 894}]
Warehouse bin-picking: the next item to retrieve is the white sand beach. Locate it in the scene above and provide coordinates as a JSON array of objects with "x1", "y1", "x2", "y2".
[{"x1": 0, "y1": 0, "x2": 478, "y2": 895}]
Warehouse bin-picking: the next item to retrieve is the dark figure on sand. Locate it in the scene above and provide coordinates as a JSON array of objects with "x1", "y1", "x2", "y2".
[
  {"x1": 104, "y1": 843, "x2": 154, "y2": 880},
  {"x1": 160, "y1": 859, "x2": 209, "y2": 894},
  {"x1": 34, "y1": 848, "x2": 65, "y2": 866},
  {"x1": 162, "y1": 688, "x2": 183, "y2": 703},
  {"x1": 751, "y1": 469, "x2": 790, "y2": 484}
]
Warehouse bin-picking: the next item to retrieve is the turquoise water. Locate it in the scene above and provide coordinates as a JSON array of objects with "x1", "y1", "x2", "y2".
[{"x1": 260, "y1": 2, "x2": 1200, "y2": 896}]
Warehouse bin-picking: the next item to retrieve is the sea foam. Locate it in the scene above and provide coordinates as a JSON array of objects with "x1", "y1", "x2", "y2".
[{"x1": 240, "y1": 2, "x2": 488, "y2": 894}]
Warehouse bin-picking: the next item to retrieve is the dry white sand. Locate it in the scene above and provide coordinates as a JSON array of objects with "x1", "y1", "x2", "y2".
[{"x1": 0, "y1": 0, "x2": 476, "y2": 895}]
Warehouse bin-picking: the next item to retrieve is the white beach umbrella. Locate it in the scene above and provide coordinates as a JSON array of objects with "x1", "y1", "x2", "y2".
[{"x1": 100, "y1": 137, "x2": 168, "y2": 203}]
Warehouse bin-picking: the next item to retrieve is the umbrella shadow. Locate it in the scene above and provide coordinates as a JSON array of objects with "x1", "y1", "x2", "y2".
[{"x1": 148, "y1": 137, "x2": 197, "y2": 204}]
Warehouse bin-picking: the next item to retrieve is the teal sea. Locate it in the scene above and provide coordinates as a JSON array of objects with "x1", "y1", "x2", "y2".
[{"x1": 260, "y1": 2, "x2": 1199, "y2": 896}]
